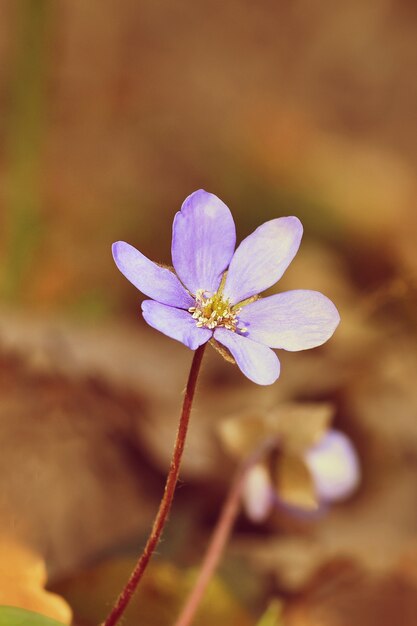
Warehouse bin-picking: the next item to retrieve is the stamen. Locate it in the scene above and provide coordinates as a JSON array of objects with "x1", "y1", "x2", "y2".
[{"x1": 188, "y1": 289, "x2": 246, "y2": 334}]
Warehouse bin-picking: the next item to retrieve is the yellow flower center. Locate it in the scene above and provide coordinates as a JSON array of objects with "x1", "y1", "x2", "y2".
[{"x1": 188, "y1": 289, "x2": 247, "y2": 333}]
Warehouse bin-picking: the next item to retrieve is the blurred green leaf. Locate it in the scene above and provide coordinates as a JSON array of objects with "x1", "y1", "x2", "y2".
[
  {"x1": 256, "y1": 600, "x2": 285, "y2": 626},
  {"x1": 0, "y1": 606, "x2": 65, "y2": 626},
  {"x1": 2, "y1": 0, "x2": 50, "y2": 301},
  {"x1": 54, "y1": 559, "x2": 252, "y2": 626}
]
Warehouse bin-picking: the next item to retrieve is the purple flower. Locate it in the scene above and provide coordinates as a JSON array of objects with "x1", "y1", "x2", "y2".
[
  {"x1": 112, "y1": 189, "x2": 340, "y2": 385},
  {"x1": 305, "y1": 430, "x2": 360, "y2": 502},
  {"x1": 242, "y1": 430, "x2": 360, "y2": 522}
]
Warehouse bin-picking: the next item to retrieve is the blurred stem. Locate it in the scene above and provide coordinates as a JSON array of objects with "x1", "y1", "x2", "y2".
[
  {"x1": 2, "y1": 0, "x2": 50, "y2": 300},
  {"x1": 102, "y1": 344, "x2": 206, "y2": 626},
  {"x1": 173, "y1": 438, "x2": 276, "y2": 626}
]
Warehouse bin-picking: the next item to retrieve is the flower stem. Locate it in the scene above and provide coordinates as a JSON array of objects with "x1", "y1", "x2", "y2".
[
  {"x1": 102, "y1": 344, "x2": 206, "y2": 626},
  {"x1": 173, "y1": 438, "x2": 275, "y2": 626}
]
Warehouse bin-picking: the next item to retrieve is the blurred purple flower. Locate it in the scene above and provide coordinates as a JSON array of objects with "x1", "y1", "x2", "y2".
[
  {"x1": 305, "y1": 430, "x2": 360, "y2": 502},
  {"x1": 113, "y1": 190, "x2": 340, "y2": 385},
  {"x1": 242, "y1": 463, "x2": 274, "y2": 523},
  {"x1": 242, "y1": 430, "x2": 360, "y2": 522}
]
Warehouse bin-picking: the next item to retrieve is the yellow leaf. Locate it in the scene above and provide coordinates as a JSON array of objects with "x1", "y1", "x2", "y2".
[
  {"x1": 0, "y1": 538, "x2": 72, "y2": 625},
  {"x1": 275, "y1": 454, "x2": 318, "y2": 511}
]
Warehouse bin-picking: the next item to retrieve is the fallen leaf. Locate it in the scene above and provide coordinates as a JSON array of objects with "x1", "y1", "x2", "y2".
[
  {"x1": 284, "y1": 560, "x2": 417, "y2": 626},
  {"x1": 0, "y1": 346, "x2": 157, "y2": 576}
]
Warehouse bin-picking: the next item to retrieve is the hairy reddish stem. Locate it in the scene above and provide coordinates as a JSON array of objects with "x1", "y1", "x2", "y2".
[
  {"x1": 102, "y1": 344, "x2": 206, "y2": 626},
  {"x1": 173, "y1": 438, "x2": 275, "y2": 626}
]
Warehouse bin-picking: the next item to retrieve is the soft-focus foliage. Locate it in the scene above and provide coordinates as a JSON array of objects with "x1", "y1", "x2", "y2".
[
  {"x1": 54, "y1": 560, "x2": 252, "y2": 626},
  {"x1": 256, "y1": 600, "x2": 285, "y2": 626}
]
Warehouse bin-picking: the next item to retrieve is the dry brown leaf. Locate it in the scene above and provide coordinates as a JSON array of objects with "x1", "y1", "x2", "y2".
[
  {"x1": 284, "y1": 560, "x2": 417, "y2": 626},
  {"x1": 0, "y1": 346, "x2": 157, "y2": 576},
  {"x1": 268, "y1": 404, "x2": 333, "y2": 454},
  {"x1": 217, "y1": 413, "x2": 274, "y2": 460},
  {"x1": 218, "y1": 403, "x2": 334, "y2": 460}
]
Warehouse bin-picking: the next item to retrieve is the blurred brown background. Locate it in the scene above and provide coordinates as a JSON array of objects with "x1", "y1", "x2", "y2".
[
  {"x1": 1, "y1": 0, "x2": 416, "y2": 314},
  {"x1": 0, "y1": 2, "x2": 417, "y2": 625}
]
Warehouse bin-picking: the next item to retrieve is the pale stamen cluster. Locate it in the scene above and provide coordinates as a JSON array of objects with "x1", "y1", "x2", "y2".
[{"x1": 188, "y1": 289, "x2": 247, "y2": 333}]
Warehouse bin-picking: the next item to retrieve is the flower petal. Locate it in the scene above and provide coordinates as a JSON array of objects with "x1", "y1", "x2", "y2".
[
  {"x1": 223, "y1": 216, "x2": 303, "y2": 304},
  {"x1": 171, "y1": 189, "x2": 236, "y2": 295},
  {"x1": 141, "y1": 300, "x2": 212, "y2": 350},
  {"x1": 240, "y1": 290, "x2": 340, "y2": 351},
  {"x1": 113, "y1": 241, "x2": 194, "y2": 309},
  {"x1": 214, "y1": 328, "x2": 280, "y2": 385},
  {"x1": 304, "y1": 430, "x2": 360, "y2": 502},
  {"x1": 242, "y1": 464, "x2": 274, "y2": 523}
]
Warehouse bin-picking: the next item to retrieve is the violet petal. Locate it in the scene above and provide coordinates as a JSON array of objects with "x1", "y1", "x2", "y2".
[
  {"x1": 141, "y1": 300, "x2": 212, "y2": 350},
  {"x1": 214, "y1": 328, "x2": 280, "y2": 385},
  {"x1": 223, "y1": 216, "x2": 303, "y2": 304},
  {"x1": 171, "y1": 189, "x2": 236, "y2": 295},
  {"x1": 304, "y1": 430, "x2": 360, "y2": 502},
  {"x1": 242, "y1": 464, "x2": 274, "y2": 523},
  {"x1": 240, "y1": 290, "x2": 340, "y2": 350},
  {"x1": 113, "y1": 241, "x2": 194, "y2": 309}
]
